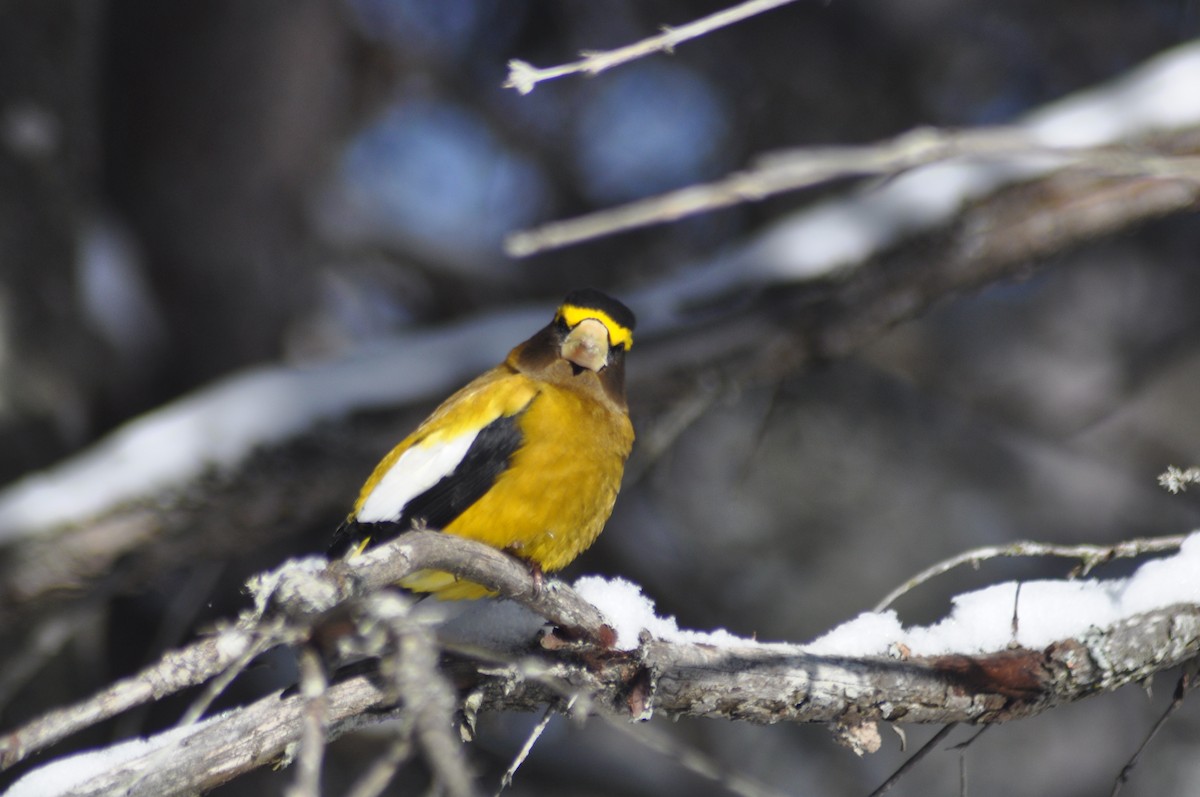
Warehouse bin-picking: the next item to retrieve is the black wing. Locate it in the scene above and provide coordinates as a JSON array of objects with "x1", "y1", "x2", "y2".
[{"x1": 329, "y1": 408, "x2": 527, "y2": 557}]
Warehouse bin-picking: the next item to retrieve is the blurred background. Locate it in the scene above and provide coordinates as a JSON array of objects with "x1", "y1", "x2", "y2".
[{"x1": 2, "y1": 1, "x2": 1200, "y2": 795}]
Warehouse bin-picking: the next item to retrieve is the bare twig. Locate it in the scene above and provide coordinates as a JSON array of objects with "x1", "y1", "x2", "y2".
[
  {"x1": 381, "y1": 596, "x2": 480, "y2": 797},
  {"x1": 624, "y1": 376, "x2": 723, "y2": 485},
  {"x1": 505, "y1": 126, "x2": 1036, "y2": 255},
  {"x1": 949, "y1": 726, "x2": 990, "y2": 751},
  {"x1": 959, "y1": 747, "x2": 969, "y2": 797},
  {"x1": 503, "y1": 0, "x2": 798, "y2": 94},
  {"x1": 1110, "y1": 664, "x2": 1196, "y2": 796},
  {"x1": 505, "y1": 124, "x2": 1200, "y2": 256},
  {"x1": 343, "y1": 729, "x2": 413, "y2": 797},
  {"x1": 285, "y1": 646, "x2": 330, "y2": 797},
  {"x1": 600, "y1": 716, "x2": 795, "y2": 797},
  {"x1": 497, "y1": 698, "x2": 571, "y2": 795},
  {"x1": 1010, "y1": 582, "x2": 1023, "y2": 643},
  {"x1": 0, "y1": 609, "x2": 95, "y2": 711},
  {"x1": 867, "y1": 724, "x2": 958, "y2": 797},
  {"x1": 874, "y1": 536, "x2": 1187, "y2": 612},
  {"x1": 176, "y1": 631, "x2": 274, "y2": 727}
]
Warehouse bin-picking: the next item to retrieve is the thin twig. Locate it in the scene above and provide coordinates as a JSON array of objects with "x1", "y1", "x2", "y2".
[
  {"x1": 948, "y1": 710, "x2": 991, "y2": 797},
  {"x1": 599, "y1": 715, "x2": 796, "y2": 797},
  {"x1": 497, "y1": 697, "x2": 573, "y2": 795},
  {"x1": 1110, "y1": 666, "x2": 1196, "y2": 796},
  {"x1": 0, "y1": 609, "x2": 94, "y2": 712},
  {"x1": 949, "y1": 726, "x2": 990, "y2": 751},
  {"x1": 874, "y1": 536, "x2": 1187, "y2": 611},
  {"x1": 285, "y1": 646, "x2": 330, "y2": 797},
  {"x1": 505, "y1": 126, "x2": 1037, "y2": 255},
  {"x1": 1010, "y1": 582, "x2": 1023, "y2": 643},
  {"x1": 384, "y1": 596, "x2": 481, "y2": 797},
  {"x1": 505, "y1": 125, "x2": 1200, "y2": 256},
  {"x1": 115, "y1": 563, "x2": 226, "y2": 739},
  {"x1": 344, "y1": 726, "x2": 414, "y2": 797},
  {"x1": 867, "y1": 724, "x2": 958, "y2": 797},
  {"x1": 503, "y1": 0, "x2": 798, "y2": 94},
  {"x1": 624, "y1": 376, "x2": 722, "y2": 485},
  {"x1": 176, "y1": 631, "x2": 274, "y2": 727}
]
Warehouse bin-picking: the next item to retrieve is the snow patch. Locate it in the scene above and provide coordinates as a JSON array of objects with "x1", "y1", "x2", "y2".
[
  {"x1": 5, "y1": 711, "x2": 228, "y2": 797},
  {"x1": 565, "y1": 533, "x2": 1199, "y2": 658},
  {"x1": 807, "y1": 532, "x2": 1200, "y2": 657},
  {"x1": 0, "y1": 310, "x2": 542, "y2": 541},
  {"x1": 574, "y1": 575, "x2": 748, "y2": 650}
]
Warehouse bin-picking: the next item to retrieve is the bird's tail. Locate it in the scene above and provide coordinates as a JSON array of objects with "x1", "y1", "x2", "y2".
[{"x1": 400, "y1": 568, "x2": 497, "y2": 601}]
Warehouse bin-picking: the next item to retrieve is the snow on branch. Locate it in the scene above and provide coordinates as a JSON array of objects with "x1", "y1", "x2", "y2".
[
  {"x1": 502, "y1": 0, "x2": 798, "y2": 95},
  {"x1": 0, "y1": 531, "x2": 608, "y2": 776},
  {"x1": 874, "y1": 535, "x2": 1189, "y2": 612},
  {"x1": 0, "y1": 310, "x2": 543, "y2": 543},
  {"x1": 4, "y1": 531, "x2": 1199, "y2": 795},
  {"x1": 506, "y1": 40, "x2": 1200, "y2": 256}
]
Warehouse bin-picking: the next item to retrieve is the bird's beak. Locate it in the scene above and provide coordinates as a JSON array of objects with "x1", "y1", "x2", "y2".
[{"x1": 561, "y1": 318, "x2": 609, "y2": 372}]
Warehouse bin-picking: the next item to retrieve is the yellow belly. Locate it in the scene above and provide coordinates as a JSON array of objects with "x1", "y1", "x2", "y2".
[{"x1": 401, "y1": 382, "x2": 632, "y2": 600}]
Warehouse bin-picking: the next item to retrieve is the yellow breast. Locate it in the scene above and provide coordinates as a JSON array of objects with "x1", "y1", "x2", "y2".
[
  {"x1": 400, "y1": 379, "x2": 632, "y2": 600},
  {"x1": 453, "y1": 382, "x2": 632, "y2": 566}
]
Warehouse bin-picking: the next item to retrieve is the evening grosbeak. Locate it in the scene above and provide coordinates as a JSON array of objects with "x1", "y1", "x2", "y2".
[{"x1": 330, "y1": 289, "x2": 635, "y2": 600}]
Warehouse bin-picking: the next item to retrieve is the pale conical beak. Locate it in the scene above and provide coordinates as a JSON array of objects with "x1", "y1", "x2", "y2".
[{"x1": 561, "y1": 318, "x2": 609, "y2": 372}]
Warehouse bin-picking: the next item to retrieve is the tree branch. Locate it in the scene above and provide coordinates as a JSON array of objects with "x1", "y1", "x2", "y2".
[
  {"x1": 874, "y1": 535, "x2": 1188, "y2": 611},
  {"x1": 20, "y1": 602, "x2": 1198, "y2": 795},
  {"x1": 505, "y1": 125, "x2": 1200, "y2": 257},
  {"x1": 641, "y1": 605, "x2": 1199, "y2": 725},
  {"x1": 0, "y1": 531, "x2": 608, "y2": 772},
  {"x1": 503, "y1": 0, "x2": 798, "y2": 95},
  {"x1": 4, "y1": 531, "x2": 1197, "y2": 795}
]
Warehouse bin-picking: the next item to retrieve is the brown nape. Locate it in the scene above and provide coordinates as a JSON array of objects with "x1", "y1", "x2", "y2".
[
  {"x1": 596, "y1": 346, "x2": 627, "y2": 408},
  {"x1": 509, "y1": 321, "x2": 629, "y2": 411},
  {"x1": 508, "y1": 322, "x2": 563, "y2": 374}
]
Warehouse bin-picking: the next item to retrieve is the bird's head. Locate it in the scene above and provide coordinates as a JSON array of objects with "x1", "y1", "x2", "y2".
[
  {"x1": 554, "y1": 289, "x2": 635, "y2": 374},
  {"x1": 510, "y1": 289, "x2": 636, "y2": 407}
]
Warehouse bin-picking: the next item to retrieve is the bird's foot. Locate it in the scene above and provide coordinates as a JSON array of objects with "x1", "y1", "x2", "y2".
[{"x1": 528, "y1": 561, "x2": 545, "y2": 597}]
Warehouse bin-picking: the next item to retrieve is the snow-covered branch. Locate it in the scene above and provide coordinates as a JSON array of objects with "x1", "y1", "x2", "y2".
[
  {"x1": 874, "y1": 535, "x2": 1189, "y2": 611},
  {"x1": 645, "y1": 603, "x2": 1199, "y2": 725},
  {"x1": 0, "y1": 530, "x2": 608, "y2": 775},
  {"x1": 5, "y1": 532, "x2": 1199, "y2": 795}
]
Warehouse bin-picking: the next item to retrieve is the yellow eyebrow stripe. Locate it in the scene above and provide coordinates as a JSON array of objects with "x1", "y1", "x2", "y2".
[{"x1": 558, "y1": 304, "x2": 634, "y2": 349}]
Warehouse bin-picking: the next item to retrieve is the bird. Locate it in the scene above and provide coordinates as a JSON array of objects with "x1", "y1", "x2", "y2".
[{"x1": 329, "y1": 289, "x2": 636, "y2": 600}]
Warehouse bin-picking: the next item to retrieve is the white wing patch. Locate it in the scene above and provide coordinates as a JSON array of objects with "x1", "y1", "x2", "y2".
[{"x1": 355, "y1": 431, "x2": 479, "y2": 523}]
